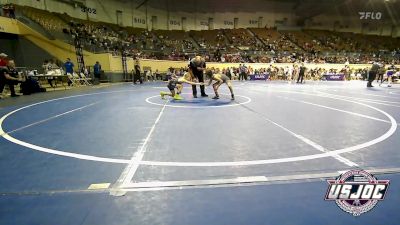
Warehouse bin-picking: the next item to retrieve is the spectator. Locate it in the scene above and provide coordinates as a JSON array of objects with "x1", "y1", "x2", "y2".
[
  {"x1": 133, "y1": 60, "x2": 142, "y2": 84},
  {"x1": 155, "y1": 69, "x2": 162, "y2": 80},
  {"x1": 0, "y1": 60, "x2": 22, "y2": 98},
  {"x1": 239, "y1": 64, "x2": 247, "y2": 81},
  {"x1": 42, "y1": 60, "x2": 54, "y2": 87},
  {"x1": 93, "y1": 61, "x2": 101, "y2": 84},
  {"x1": 296, "y1": 63, "x2": 307, "y2": 84},
  {"x1": 145, "y1": 69, "x2": 154, "y2": 82},
  {"x1": 8, "y1": 4, "x2": 15, "y2": 19},
  {"x1": 64, "y1": 58, "x2": 74, "y2": 86},
  {"x1": 64, "y1": 58, "x2": 74, "y2": 74},
  {"x1": 0, "y1": 53, "x2": 9, "y2": 67}
]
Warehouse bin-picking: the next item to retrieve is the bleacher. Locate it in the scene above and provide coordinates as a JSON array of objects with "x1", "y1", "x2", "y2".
[
  {"x1": 189, "y1": 30, "x2": 230, "y2": 51},
  {"x1": 153, "y1": 30, "x2": 196, "y2": 52},
  {"x1": 10, "y1": 5, "x2": 400, "y2": 64},
  {"x1": 18, "y1": 6, "x2": 67, "y2": 32},
  {"x1": 279, "y1": 31, "x2": 330, "y2": 53},
  {"x1": 223, "y1": 28, "x2": 261, "y2": 51},
  {"x1": 250, "y1": 28, "x2": 299, "y2": 53}
]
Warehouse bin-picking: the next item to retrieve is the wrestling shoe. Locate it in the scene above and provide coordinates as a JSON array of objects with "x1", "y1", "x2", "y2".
[
  {"x1": 212, "y1": 96, "x2": 219, "y2": 99},
  {"x1": 231, "y1": 94, "x2": 235, "y2": 100},
  {"x1": 174, "y1": 94, "x2": 183, "y2": 100},
  {"x1": 201, "y1": 94, "x2": 208, "y2": 97},
  {"x1": 160, "y1": 92, "x2": 166, "y2": 99}
]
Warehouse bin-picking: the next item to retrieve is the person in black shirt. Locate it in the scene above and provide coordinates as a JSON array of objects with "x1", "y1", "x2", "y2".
[
  {"x1": 296, "y1": 63, "x2": 306, "y2": 84},
  {"x1": 0, "y1": 60, "x2": 22, "y2": 98},
  {"x1": 376, "y1": 64, "x2": 386, "y2": 85},
  {"x1": 225, "y1": 67, "x2": 232, "y2": 80},
  {"x1": 133, "y1": 60, "x2": 143, "y2": 84},
  {"x1": 189, "y1": 56, "x2": 208, "y2": 98},
  {"x1": 367, "y1": 62, "x2": 381, "y2": 87}
]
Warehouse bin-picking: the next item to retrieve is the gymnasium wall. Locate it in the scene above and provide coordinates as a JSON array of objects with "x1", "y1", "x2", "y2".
[
  {"x1": 68, "y1": 55, "x2": 376, "y2": 75},
  {"x1": 3, "y1": 0, "x2": 399, "y2": 35},
  {"x1": 0, "y1": 16, "x2": 101, "y2": 70},
  {"x1": 0, "y1": 16, "x2": 383, "y2": 74},
  {"x1": 0, "y1": 33, "x2": 55, "y2": 69},
  {"x1": 138, "y1": 59, "x2": 376, "y2": 73},
  {"x1": 3, "y1": 0, "x2": 295, "y2": 30},
  {"x1": 305, "y1": 14, "x2": 399, "y2": 37}
]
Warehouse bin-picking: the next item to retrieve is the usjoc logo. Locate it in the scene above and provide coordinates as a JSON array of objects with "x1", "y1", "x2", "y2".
[
  {"x1": 325, "y1": 170, "x2": 389, "y2": 216},
  {"x1": 359, "y1": 12, "x2": 382, "y2": 20}
]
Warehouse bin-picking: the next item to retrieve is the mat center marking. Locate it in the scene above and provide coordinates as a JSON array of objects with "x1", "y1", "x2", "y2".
[{"x1": 146, "y1": 93, "x2": 252, "y2": 108}]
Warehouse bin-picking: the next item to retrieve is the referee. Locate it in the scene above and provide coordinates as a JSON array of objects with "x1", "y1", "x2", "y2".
[
  {"x1": 367, "y1": 61, "x2": 381, "y2": 87},
  {"x1": 189, "y1": 56, "x2": 208, "y2": 98},
  {"x1": 296, "y1": 63, "x2": 306, "y2": 84}
]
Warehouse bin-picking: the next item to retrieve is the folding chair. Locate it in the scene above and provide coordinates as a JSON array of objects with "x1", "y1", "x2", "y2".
[
  {"x1": 67, "y1": 73, "x2": 80, "y2": 86},
  {"x1": 80, "y1": 73, "x2": 92, "y2": 86}
]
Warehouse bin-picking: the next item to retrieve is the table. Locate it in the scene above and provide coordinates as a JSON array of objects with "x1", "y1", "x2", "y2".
[{"x1": 27, "y1": 74, "x2": 69, "y2": 89}]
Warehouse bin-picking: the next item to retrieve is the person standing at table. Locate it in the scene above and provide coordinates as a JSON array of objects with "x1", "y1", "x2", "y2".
[
  {"x1": 50, "y1": 59, "x2": 60, "y2": 87},
  {"x1": 189, "y1": 56, "x2": 207, "y2": 98},
  {"x1": 42, "y1": 60, "x2": 54, "y2": 88}
]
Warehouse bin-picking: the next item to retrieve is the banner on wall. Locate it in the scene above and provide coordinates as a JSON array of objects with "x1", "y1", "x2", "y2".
[
  {"x1": 250, "y1": 73, "x2": 269, "y2": 80},
  {"x1": 322, "y1": 73, "x2": 345, "y2": 81}
]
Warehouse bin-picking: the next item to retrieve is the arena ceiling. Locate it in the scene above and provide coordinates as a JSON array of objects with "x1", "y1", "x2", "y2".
[
  {"x1": 115, "y1": 0, "x2": 400, "y2": 23},
  {"x1": 122, "y1": 0, "x2": 398, "y2": 12}
]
